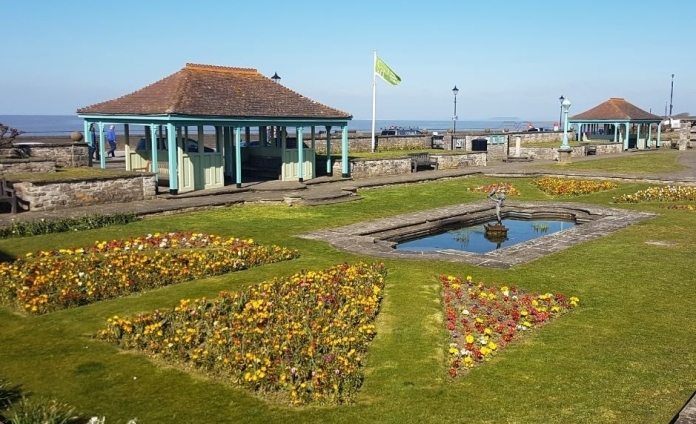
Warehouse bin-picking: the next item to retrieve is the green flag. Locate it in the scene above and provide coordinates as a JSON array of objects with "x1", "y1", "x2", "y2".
[{"x1": 375, "y1": 56, "x2": 401, "y2": 86}]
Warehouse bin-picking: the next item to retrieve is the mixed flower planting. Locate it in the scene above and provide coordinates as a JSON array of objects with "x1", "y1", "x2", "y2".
[
  {"x1": 468, "y1": 182, "x2": 521, "y2": 196},
  {"x1": 441, "y1": 275, "x2": 579, "y2": 377},
  {"x1": 613, "y1": 185, "x2": 696, "y2": 203},
  {"x1": 96, "y1": 262, "x2": 386, "y2": 406},
  {"x1": 0, "y1": 232, "x2": 300, "y2": 315},
  {"x1": 533, "y1": 177, "x2": 617, "y2": 196}
]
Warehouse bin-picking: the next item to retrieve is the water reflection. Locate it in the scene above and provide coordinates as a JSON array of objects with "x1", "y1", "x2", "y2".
[{"x1": 396, "y1": 219, "x2": 575, "y2": 254}]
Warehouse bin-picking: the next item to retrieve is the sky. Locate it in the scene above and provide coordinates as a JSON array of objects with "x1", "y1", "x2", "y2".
[{"x1": 2, "y1": 0, "x2": 695, "y2": 121}]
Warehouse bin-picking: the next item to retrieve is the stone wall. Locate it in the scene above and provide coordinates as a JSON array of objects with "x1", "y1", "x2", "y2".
[
  {"x1": 332, "y1": 153, "x2": 485, "y2": 179},
  {"x1": 11, "y1": 142, "x2": 90, "y2": 167},
  {"x1": 0, "y1": 159, "x2": 56, "y2": 176},
  {"x1": 312, "y1": 130, "x2": 572, "y2": 154},
  {"x1": 13, "y1": 174, "x2": 156, "y2": 211}
]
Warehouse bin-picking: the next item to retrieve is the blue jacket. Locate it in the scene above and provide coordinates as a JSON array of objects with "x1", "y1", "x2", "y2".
[{"x1": 106, "y1": 128, "x2": 116, "y2": 144}]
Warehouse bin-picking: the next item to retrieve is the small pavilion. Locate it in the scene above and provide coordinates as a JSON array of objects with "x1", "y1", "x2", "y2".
[
  {"x1": 77, "y1": 63, "x2": 353, "y2": 194},
  {"x1": 568, "y1": 98, "x2": 663, "y2": 150}
]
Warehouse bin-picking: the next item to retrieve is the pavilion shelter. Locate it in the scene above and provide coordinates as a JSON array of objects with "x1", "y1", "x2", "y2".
[
  {"x1": 77, "y1": 63, "x2": 352, "y2": 194},
  {"x1": 568, "y1": 98, "x2": 663, "y2": 150}
]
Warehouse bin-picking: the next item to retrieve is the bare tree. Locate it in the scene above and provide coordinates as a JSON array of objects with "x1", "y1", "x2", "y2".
[{"x1": 0, "y1": 124, "x2": 22, "y2": 148}]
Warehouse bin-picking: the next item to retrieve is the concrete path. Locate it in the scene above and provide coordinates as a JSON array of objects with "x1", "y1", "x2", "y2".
[{"x1": 1, "y1": 149, "x2": 694, "y2": 226}]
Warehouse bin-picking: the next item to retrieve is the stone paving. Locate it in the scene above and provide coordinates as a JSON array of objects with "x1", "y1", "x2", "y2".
[{"x1": 298, "y1": 200, "x2": 656, "y2": 269}]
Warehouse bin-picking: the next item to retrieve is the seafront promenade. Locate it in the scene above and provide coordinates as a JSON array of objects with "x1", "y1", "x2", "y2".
[{"x1": 1, "y1": 149, "x2": 694, "y2": 227}]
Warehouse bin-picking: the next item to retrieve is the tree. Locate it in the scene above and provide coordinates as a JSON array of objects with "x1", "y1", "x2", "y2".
[{"x1": 0, "y1": 124, "x2": 22, "y2": 148}]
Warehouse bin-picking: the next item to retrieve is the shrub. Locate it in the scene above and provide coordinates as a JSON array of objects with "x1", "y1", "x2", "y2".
[
  {"x1": 4, "y1": 397, "x2": 81, "y2": 424},
  {"x1": 0, "y1": 213, "x2": 140, "y2": 239}
]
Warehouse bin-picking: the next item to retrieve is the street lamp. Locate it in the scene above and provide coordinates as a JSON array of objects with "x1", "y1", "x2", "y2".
[
  {"x1": 669, "y1": 73, "x2": 674, "y2": 118},
  {"x1": 558, "y1": 95, "x2": 565, "y2": 130},
  {"x1": 452, "y1": 85, "x2": 459, "y2": 149},
  {"x1": 560, "y1": 98, "x2": 572, "y2": 150},
  {"x1": 271, "y1": 72, "x2": 281, "y2": 83}
]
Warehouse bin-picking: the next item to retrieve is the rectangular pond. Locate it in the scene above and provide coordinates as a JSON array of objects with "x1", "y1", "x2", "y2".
[{"x1": 395, "y1": 218, "x2": 576, "y2": 254}]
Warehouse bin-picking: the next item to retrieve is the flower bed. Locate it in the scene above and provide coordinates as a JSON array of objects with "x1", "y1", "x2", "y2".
[
  {"x1": 0, "y1": 232, "x2": 300, "y2": 315},
  {"x1": 664, "y1": 204, "x2": 696, "y2": 210},
  {"x1": 533, "y1": 177, "x2": 617, "y2": 196},
  {"x1": 441, "y1": 275, "x2": 579, "y2": 377},
  {"x1": 96, "y1": 262, "x2": 386, "y2": 406},
  {"x1": 468, "y1": 182, "x2": 520, "y2": 196},
  {"x1": 613, "y1": 185, "x2": 696, "y2": 203}
]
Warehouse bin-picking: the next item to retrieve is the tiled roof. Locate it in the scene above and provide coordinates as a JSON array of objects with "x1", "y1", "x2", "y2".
[
  {"x1": 570, "y1": 98, "x2": 662, "y2": 121},
  {"x1": 77, "y1": 63, "x2": 352, "y2": 119}
]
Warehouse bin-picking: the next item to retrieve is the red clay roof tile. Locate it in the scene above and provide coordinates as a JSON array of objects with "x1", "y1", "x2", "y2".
[
  {"x1": 570, "y1": 98, "x2": 662, "y2": 121},
  {"x1": 77, "y1": 63, "x2": 352, "y2": 120}
]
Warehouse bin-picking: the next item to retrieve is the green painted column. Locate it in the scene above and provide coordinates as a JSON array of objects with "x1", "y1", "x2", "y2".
[
  {"x1": 260, "y1": 126, "x2": 267, "y2": 146},
  {"x1": 614, "y1": 123, "x2": 618, "y2": 143},
  {"x1": 310, "y1": 126, "x2": 316, "y2": 178},
  {"x1": 297, "y1": 126, "x2": 304, "y2": 183},
  {"x1": 624, "y1": 122, "x2": 630, "y2": 150},
  {"x1": 326, "y1": 126, "x2": 332, "y2": 176},
  {"x1": 150, "y1": 124, "x2": 159, "y2": 179},
  {"x1": 83, "y1": 120, "x2": 92, "y2": 167},
  {"x1": 98, "y1": 122, "x2": 106, "y2": 168},
  {"x1": 235, "y1": 127, "x2": 242, "y2": 188},
  {"x1": 647, "y1": 123, "x2": 653, "y2": 148},
  {"x1": 657, "y1": 123, "x2": 662, "y2": 147},
  {"x1": 636, "y1": 123, "x2": 642, "y2": 149},
  {"x1": 341, "y1": 125, "x2": 349, "y2": 178},
  {"x1": 167, "y1": 123, "x2": 178, "y2": 194},
  {"x1": 223, "y1": 127, "x2": 232, "y2": 177}
]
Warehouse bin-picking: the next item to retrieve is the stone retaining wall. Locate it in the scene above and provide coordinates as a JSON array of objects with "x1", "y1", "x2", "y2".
[
  {"x1": 332, "y1": 153, "x2": 486, "y2": 179},
  {"x1": 0, "y1": 159, "x2": 56, "y2": 176},
  {"x1": 313, "y1": 131, "x2": 572, "y2": 154},
  {"x1": 13, "y1": 174, "x2": 156, "y2": 211},
  {"x1": 11, "y1": 142, "x2": 90, "y2": 167}
]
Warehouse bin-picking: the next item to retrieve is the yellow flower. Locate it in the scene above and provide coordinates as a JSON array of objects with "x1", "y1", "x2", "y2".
[{"x1": 465, "y1": 334, "x2": 474, "y2": 344}]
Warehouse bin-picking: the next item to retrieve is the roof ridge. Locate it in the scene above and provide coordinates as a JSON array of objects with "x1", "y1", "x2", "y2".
[{"x1": 185, "y1": 63, "x2": 257, "y2": 75}]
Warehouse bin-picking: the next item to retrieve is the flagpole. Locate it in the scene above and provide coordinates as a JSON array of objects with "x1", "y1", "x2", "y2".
[{"x1": 371, "y1": 49, "x2": 377, "y2": 153}]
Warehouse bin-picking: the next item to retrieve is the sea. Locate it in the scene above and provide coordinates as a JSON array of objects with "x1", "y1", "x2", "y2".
[{"x1": 0, "y1": 115, "x2": 556, "y2": 137}]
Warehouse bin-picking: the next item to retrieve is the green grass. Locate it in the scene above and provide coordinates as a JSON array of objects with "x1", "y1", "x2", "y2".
[
  {"x1": 535, "y1": 150, "x2": 688, "y2": 174},
  {"x1": 1, "y1": 176, "x2": 694, "y2": 423}
]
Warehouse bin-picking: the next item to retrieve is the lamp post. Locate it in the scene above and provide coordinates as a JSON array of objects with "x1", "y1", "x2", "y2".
[
  {"x1": 669, "y1": 73, "x2": 674, "y2": 119},
  {"x1": 558, "y1": 95, "x2": 565, "y2": 130},
  {"x1": 560, "y1": 98, "x2": 572, "y2": 150},
  {"x1": 271, "y1": 72, "x2": 281, "y2": 83},
  {"x1": 452, "y1": 85, "x2": 459, "y2": 149}
]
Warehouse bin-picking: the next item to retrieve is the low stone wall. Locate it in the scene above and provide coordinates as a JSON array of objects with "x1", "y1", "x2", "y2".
[
  {"x1": 487, "y1": 142, "x2": 623, "y2": 161},
  {"x1": 10, "y1": 142, "x2": 90, "y2": 167},
  {"x1": 332, "y1": 153, "x2": 485, "y2": 179},
  {"x1": 0, "y1": 159, "x2": 56, "y2": 176},
  {"x1": 13, "y1": 174, "x2": 156, "y2": 212}
]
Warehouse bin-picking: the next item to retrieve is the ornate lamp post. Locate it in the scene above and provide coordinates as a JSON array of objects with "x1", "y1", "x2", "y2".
[
  {"x1": 452, "y1": 85, "x2": 459, "y2": 149},
  {"x1": 560, "y1": 98, "x2": 572, "y2": 150},
  {"x1": 558, "y1": 95, "x2": 565, "y2": 130},
  {"x1": 271, "y1": 72, "x2": 281, "y2": 83}
]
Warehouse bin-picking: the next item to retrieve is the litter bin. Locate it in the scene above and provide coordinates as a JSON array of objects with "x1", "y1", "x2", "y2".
[{"x1": 471, "y1": 138, "x2": 488, "y2": 152}]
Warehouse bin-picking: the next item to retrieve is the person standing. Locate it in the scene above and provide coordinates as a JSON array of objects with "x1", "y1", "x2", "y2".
[
  {"x1": 89, "y1": 123, "x2": 100, "y2": 160},
  {"x1": 106, "y1": 125, "x2": 117, "y2": 158}
]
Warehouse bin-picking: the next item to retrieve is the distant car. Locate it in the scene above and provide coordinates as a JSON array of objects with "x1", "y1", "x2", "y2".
[{"x1": 136, "y1": 138, "x2": 215, "y2": 152}]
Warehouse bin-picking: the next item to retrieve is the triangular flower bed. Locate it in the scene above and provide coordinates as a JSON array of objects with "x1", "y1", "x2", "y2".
[
  {"x1": 0, "y1": 232, "x2": 300, "y2": 314},
  {"x1": 96, "y1": 262, "x2": 387, "y2": 406},
  {"x1": 441, "y1": 275, "x2": 579, "y2": 377}
]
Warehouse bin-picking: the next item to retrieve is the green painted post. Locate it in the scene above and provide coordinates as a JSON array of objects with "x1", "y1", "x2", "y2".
[
  {"x1": 167, "y1": 123, "x2": 178, "y2": 194},
  {"x1": 150, "y1": 124, "x2": 159, "y2": 179},
  {"x1": 297, "y1": 126, "x2": 304, "y2": 183},
  {"x1": 223, "y1": 127, "x2": 232, "y2": 177},
  {"x1": 235, "y1": 127, "x2": 242, "y2": 188},
  {"x1": 326, "y1": 126, "x2": 332, "y2": 176},
  {"x1": 614, "y1": 123, "x2": 618, "y2": 143},
  {"x1": 657, "y1": 123, "x2": 662, "y2": 147},
  {"x1": 624, "y1": 123, "x2": 630, "y2": 150},
  {"x1": 647, "y1": 123, "x2": 653, "y2": 148},
  {"x1": 341, "y1": 126, "x2": 349, "y2": 178},
  {"x1": 636, "y1": 123, "x2": 642, "y2": 149}
]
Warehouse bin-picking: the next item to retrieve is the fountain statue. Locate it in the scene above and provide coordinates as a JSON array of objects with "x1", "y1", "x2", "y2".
[{"x1": 484, "y1": 190, "x2": 509, "y2": 239}]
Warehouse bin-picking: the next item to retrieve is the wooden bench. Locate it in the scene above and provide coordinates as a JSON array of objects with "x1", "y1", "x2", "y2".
[
  {"x1": 0, "y1": 178, "x2": 18, "y2": 214},
  {"x1": 242, "y1": 156, "x2": 282, "y2": 179},
  {"x1": 408, "y1": 153, "x2": 439, "y2": 173}
]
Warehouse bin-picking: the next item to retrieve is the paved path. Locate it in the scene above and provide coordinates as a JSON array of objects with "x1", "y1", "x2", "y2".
[{"x1": 1, "y1": 149, "x2": 694, "y2": 226}]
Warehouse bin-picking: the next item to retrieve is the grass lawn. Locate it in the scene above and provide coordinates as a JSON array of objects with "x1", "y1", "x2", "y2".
[
  {"x1": 535, "y1": 150, "x2": 688, "y2": 174},
  {"x1": 1, "y1": 176, "x2": 695, "y2": 423}
]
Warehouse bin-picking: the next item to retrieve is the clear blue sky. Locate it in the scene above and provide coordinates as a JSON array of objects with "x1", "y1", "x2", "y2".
[{"x1": 3, "y1": 0, "x2": 694, "y2": 120}]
